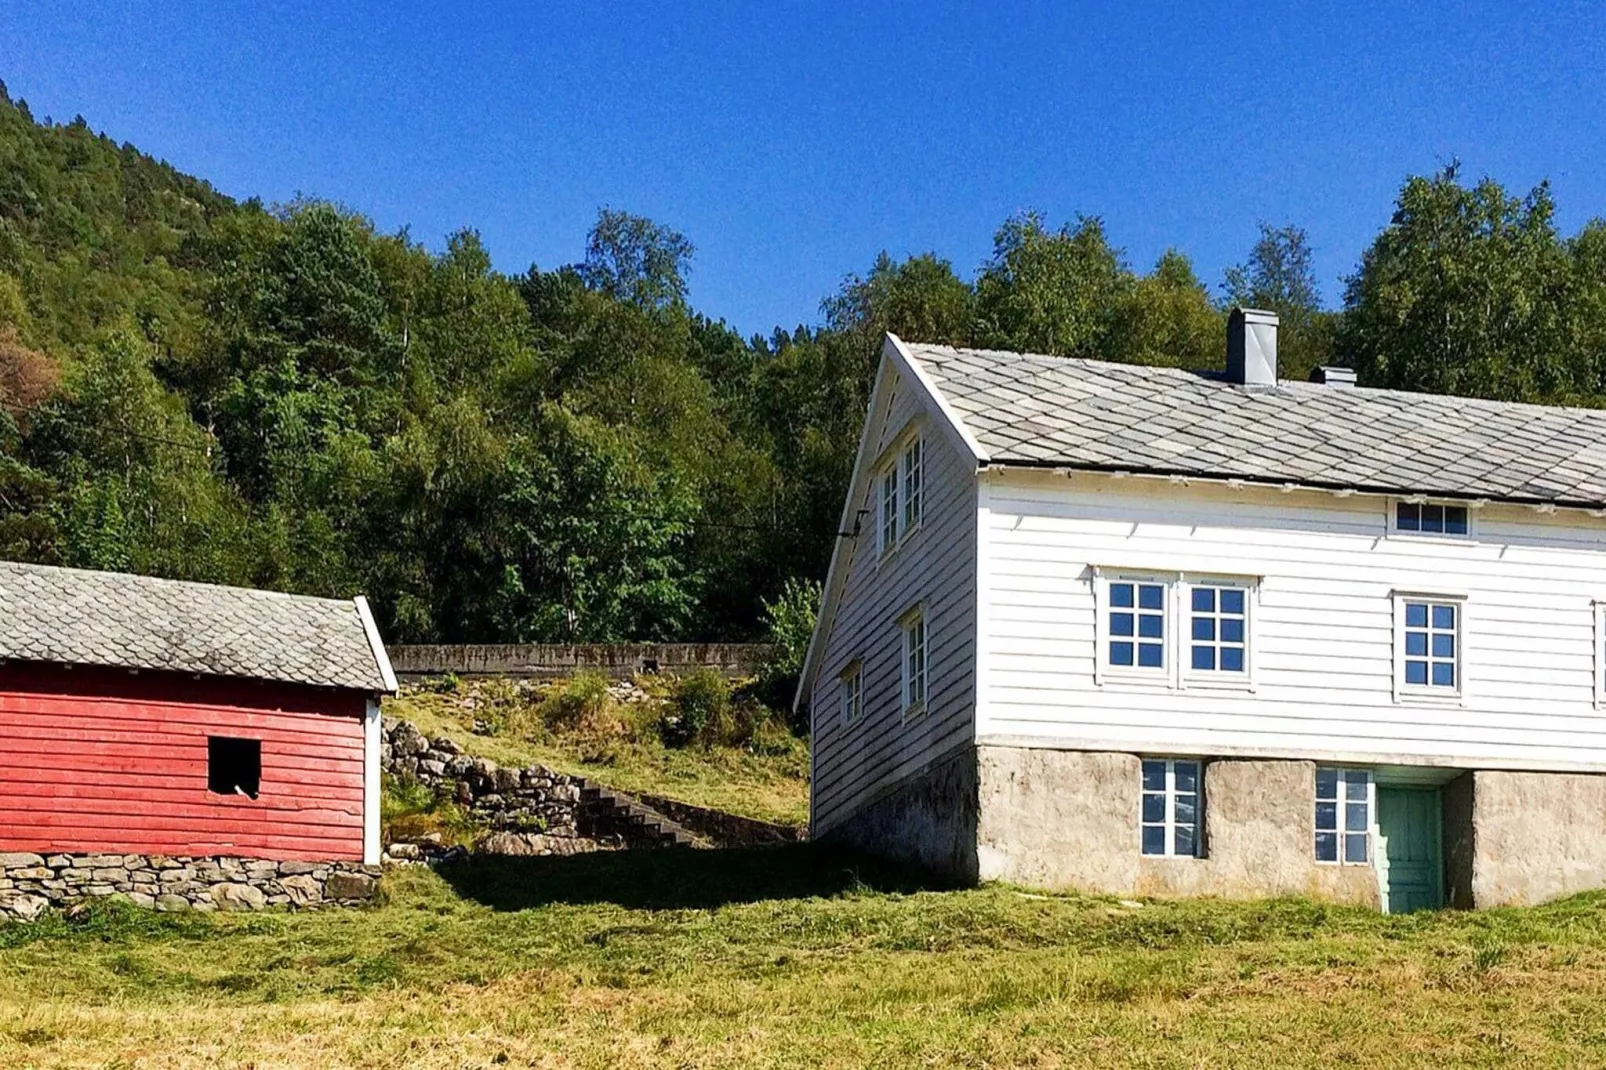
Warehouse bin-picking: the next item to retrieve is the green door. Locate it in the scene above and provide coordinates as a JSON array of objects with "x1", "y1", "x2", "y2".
[{"x1": 1376, "y1": 787, "x2": 1444, "y2": 913}]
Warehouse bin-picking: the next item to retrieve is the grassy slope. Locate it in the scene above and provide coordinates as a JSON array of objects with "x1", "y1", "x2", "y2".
[
  {"x1": 4, "y1": 849, "x2": 1606, "y2": 1067},
  {"x1": 387, "y1": 688, "x2": 810, "y2": 827}
]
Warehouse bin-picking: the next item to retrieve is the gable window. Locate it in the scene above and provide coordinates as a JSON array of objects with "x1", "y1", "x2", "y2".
[
  {"x1": 1395, "y1": 593, "x2": 1463, "y2": 696},
  {"x1": 1189, "y1": 584, "x2": 1248, "y2": 674},
  {"x1": 839, "y1": 662, "x2": 862, "y2": 725},
  {"x1": 877, "y1": 470, "x2": 898, "y2": 556},
  {"x1": 1108, "y1": 579, "x2": 1167, "y2": 672},
  {"x1": 1315, "y1": 767, "x2": 1371, "y2": 864},
  {"x1": 1141, "y1": 758, "x2": 1202, "y2": 857},
  {"x1": 208, "y1": 736, "x2": 261, "y2": 800},
  {"x1": 1394, "y1": 500, "x2": 1470, "y2": 536},
  {"x1": 900, "y1": 608, "x2": 927, "y2": 719},
  {"x1": 901, "y1": 437, "x2": 923, "y2": 535}
]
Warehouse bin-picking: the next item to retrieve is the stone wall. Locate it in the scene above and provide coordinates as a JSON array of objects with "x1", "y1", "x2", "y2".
[
  {"x1": 383, "y1": 719, "x2": 687, "y2": 853},
  {"x1": 0, "y1": 852, "x2": 379, "y2": 921},
  {"x1": 819, "y1": 743, "x2": 980, "y2": 881},
  {"x1": 389, "y1": 642, "x2": 775, "y2": 680},
  {"x1": 974, "y1": 747, "x2": 1379, "y2": 906}
]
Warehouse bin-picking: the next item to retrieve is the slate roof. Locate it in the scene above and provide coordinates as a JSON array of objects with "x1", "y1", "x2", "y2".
[
  {"x1": 0, "y1": 562, "x2": 392, "y2": 691},
  {"x1": 905, "y1": 343, "x2": 1606, "y2": 507}
]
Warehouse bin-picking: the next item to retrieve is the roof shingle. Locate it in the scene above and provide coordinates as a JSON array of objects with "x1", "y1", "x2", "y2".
[
  {"x1": 906, "y1": 342, "x2": 1606, "y2": 506},
  {"x1": 0, "y1": 562, "x2": 390, "y2": 691}
]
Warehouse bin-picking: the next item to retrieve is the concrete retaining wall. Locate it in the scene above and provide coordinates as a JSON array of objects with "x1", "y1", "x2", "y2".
[
  {"x1": 389, "y1": 643, "x2": 775, "y2": 679},
  {"x1": 0, "y1": 853, "x2": 379, "y2": 921},
  {"x1": 1464, "y1": 769, "x2": 1606, "y2": 907},
  {"x1": 974, "y1": 747, "x2": 1378, "y2": 905},
  {"x1": 818, "y1": 744, "x2": 979, "y2": 882}
]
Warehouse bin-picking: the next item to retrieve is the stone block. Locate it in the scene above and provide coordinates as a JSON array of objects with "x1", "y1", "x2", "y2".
[
  {"x1": 324, "y1": 871, "x2": 377, "y2": 901},
  {"x1": 154, "y1": 894, "x2": 190, "y2": 912},
  {"x1": 0, "y1": 853, "x2": 44, "y2": 870},
  {"x1": 280, "y1": 874, "x2": 322, "y2": 906},
  {"x1": 278, "y1": 861, "x2": 318, "y2": 876},
  {"x1": 210, "y1": 883, "x2": 267, "y2": 911},
  {"x1": 1, "y1": 893, "x2": 49, "y2": 922}
]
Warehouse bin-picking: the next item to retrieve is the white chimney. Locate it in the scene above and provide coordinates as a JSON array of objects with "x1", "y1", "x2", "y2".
[{"x1": 1226, "y1": 308, "x2": 1278, "y2": 387}]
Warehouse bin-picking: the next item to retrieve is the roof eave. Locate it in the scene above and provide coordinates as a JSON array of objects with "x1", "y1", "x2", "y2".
[{"x1": 987, "y1": 457, "x2": 1606, "y2": 513}]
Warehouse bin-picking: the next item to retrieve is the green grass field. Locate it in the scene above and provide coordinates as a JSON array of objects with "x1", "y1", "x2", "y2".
[{"x1": 5, "y1": 846, "x2": 1606, "y2": 1068}]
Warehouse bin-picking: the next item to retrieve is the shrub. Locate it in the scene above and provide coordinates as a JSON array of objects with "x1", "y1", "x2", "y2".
[
  {"x1": 540, "y1": 670, "x2": 612, "y2": 733},
  {"x1": 662, "y1": 668, "x2": 732, "y2": 748}
]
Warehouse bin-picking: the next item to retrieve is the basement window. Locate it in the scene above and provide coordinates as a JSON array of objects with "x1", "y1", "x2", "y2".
[
  {"x1": 208, "y1": 737, "x2": 261, "y2": 800},
  {"x1": 1141, "y1": 758, "x2": 1203, "y2": 857},
  {"x1": 1315, "y1": 767, "x2": 1371, "y2": 864}
]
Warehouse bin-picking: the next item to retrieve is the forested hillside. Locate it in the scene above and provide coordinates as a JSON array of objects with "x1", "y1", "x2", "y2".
[{"x1": 4, "y1": 82, "x2": 1606, "y2": 643}]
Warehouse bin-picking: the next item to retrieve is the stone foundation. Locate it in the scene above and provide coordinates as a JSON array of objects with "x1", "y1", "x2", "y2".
[
  {"x1": 0, "y1": 852, "x2": 380, "y2": 922},
  {"x1": 1459, "y1": 769, "x2": 1606, "y2": 907},
  {"x1": 975, "y1": 748, "x2": 1377, "y2": 904},
  {"x1": 819, "y1": 744, "x2": 980, "y2": 881}
]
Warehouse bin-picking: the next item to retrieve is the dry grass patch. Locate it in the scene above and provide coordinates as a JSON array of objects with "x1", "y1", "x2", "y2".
[{"x1": 6, "y1": 851, "x2": 1606, "y2": 1066}]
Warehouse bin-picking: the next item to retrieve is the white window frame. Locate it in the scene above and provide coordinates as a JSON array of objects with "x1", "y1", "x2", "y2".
[
  {"x1": 876, "y1": 468, "x2": 898, "y2": 557},
  {"x1": 1388, "y1": 496, "x2": 1476, "y2": 540},
  {"x1": 900, "y1": 436, "x2": 923, "y2": 540},
  {"x1": 1180, "y1": 575, "x2": 1257, "y2": 691},
  {"x1": 839, "y1": 661, "x2": 862, "y2": 726},
  {"x1": 1314, "y1": 767, "x2": 1374, "y2": 866},
  {"x1": 899, "y1": 605, "x2": 927, "y2": 722},
  {"x1": 1392, "y1": 590, "x2": 1466, "y2": 702},
  {"x1": 1094, "y1": 570, "x2": 1175, "y2": 685},
  {"x1": 1140, "y1": 758, "x2": 1204, "y2": 859},
  {"x1": 1596, "y1": 601, "x2": 1606, "y2": 710}
]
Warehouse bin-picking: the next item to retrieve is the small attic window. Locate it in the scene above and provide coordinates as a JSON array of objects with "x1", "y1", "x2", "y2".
[
  {"x1": 1395, "y1": 501, "x2": 1469, "y2": 536},
  {"x1": 208, "y1": 737, "x2": 261, "y2": 800}
]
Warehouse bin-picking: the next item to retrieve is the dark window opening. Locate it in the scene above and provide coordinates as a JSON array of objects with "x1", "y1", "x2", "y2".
[
  {"x1": 208, "y1": 736, "x2": 261, "y2": 799},
  {"x1": 1396, "y1": 501, "x2": 1469, "y2": 535}
]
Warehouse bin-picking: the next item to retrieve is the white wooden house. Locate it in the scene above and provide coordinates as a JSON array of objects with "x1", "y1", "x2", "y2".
[{"x1": 800, "y1": 309, "x2": 1606, "y2": 911}]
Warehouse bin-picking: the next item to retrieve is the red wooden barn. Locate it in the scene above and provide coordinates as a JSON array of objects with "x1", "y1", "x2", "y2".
[{"x1": 0, "y1": 562, "x2": 396, "y2": 864}]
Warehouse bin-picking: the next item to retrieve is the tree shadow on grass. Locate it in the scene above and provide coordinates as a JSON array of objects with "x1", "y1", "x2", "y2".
[{"x1": 438, "y1": 842, "x2": 951, "y2": 912}]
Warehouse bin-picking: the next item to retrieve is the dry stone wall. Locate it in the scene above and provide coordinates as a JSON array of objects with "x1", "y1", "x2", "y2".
[
  {"x1": 383, "y1": 718, "x2": 688, "y2": 853},
  {"x1": 0, "y1": 852, "x2": 379, "y2": 921}
]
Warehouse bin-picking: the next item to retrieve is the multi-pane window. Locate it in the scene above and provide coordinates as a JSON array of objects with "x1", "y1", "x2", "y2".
[
  {"x1": 901, "y1": 611, "x2": 927, "y2": 716},
  {"x1": 1109, "y1": 581, "x2": 1166, "y2": 670},
  {"x1": 901, "y1": 438, "x2": 923, "y2": 534},
  {"x1": 1141, "y1": 758, "x2": 1202, "y2": 857},
  {"x1": 839, "y1": 663, "x2": 862, "y2": 725},
  {"x1": 1315, "y1": 767, "x2": 1371, "y2": 864},
  {"x1": 1190, "y1": 586, "x2": 1247, "y2": 673},
  {"x1": 878, "y1": 470, "x2": 898, "y2": 555},
  {"x1": 1403, "y1": 600, "x2": 1458, "y2": 690},
  {"x1": 1396, "y1": 501, "x2": 1469, "y2": 536}
]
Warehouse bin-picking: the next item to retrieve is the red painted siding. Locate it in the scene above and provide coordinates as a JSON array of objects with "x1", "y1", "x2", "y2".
[{"x1": 0, "y1": 664, "x2": 367, "y2": 861}]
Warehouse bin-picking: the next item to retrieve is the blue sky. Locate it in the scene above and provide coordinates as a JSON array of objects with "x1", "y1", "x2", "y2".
[{"x1": 2, "y1": 3, "x2": 1604, "y2": 337}]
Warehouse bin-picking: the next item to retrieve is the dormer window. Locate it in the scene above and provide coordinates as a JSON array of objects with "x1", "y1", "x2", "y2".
[{"x1": 1394, "y1": 500, "x2": 1469, "y2": 536}]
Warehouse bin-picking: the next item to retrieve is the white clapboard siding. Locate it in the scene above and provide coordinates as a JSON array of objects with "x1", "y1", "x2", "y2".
[
  {"x1": 810, "y1": 370, "x2": 977, "y2": 835},
  {"x1": 979, "y1": 468, "x2": 1606, "y2": 772}
]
